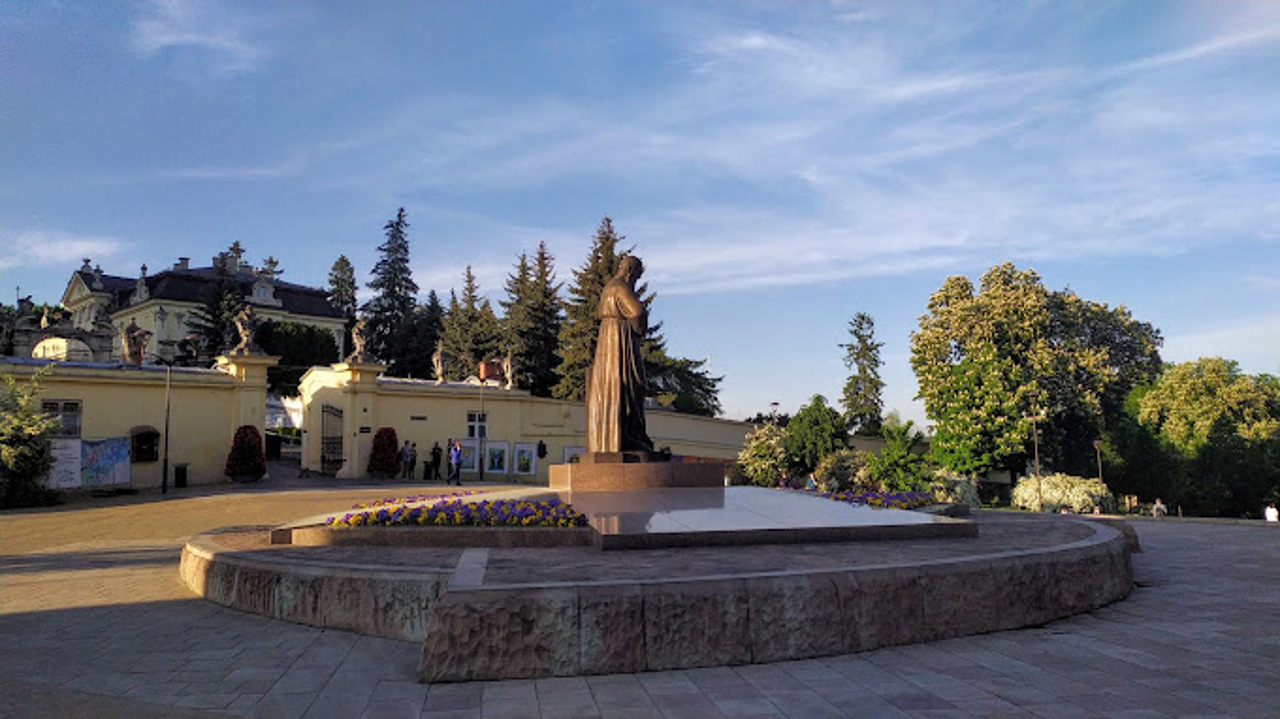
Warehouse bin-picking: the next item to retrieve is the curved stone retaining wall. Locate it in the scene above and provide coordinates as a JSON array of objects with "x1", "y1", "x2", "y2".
[
  {"x1": 181, "y1": 520, "x2": 1132, "y2": 681},
  {"x1": 181, "y1": 530, "x2": 450, "y2": 642},
  {"x1": 417, "y1": 521, "x2": 1132, "y2": 682}
]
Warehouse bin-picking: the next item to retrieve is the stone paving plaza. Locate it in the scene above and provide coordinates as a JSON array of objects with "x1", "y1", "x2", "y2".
[{"x1": 1, "y1": 471, "x2": 1277, "y2": 718}]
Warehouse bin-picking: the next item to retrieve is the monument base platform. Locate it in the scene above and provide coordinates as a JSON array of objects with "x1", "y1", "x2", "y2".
[{"x1": 549, "y1": 460, "x2": 723, "y2": 492}]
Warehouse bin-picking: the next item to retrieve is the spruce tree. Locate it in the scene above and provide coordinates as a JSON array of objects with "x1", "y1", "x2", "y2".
[
  {"x1": 327, "y1": 254, "x2": 358, "y2": 355},
  {"x1": 186, "y1": 250, "x2": 245, "y2": 357},
  {"x1": 438, "y1": 267, "x2": 501, "y2": 380},
  {"x1": 839, "y1": 312, "x2": 885, "y2": 435},
  {"x1": 400, "y1": 290, "x2": 445, "y2": 379},
  {"x1": 553, "y1": 217, "x2": 646, "y2": 400},
  {"x1": 500, "y1": 243, "x2": 564, "y2": 396},
  {"x1": 362, "y1": 208, "x2": 418, "y2": 374}
]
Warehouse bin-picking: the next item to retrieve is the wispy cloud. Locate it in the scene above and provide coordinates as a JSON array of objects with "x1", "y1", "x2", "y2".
[
  {"x1": 0, "y1": 228, "x2": 127, "y2": 272},
  {"x1": 130, "y1": 0, "x2": 272, "y2": 76}
]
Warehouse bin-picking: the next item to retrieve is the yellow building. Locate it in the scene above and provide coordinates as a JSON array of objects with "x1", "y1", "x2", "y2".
[
  {"x1": 298, "y1": 361, "x2": 753, "y2": 484},
  {"x1": 58, "y1": 253, "x2": 346, "y2": 362},
  {"x1": 3, "y1": 354, "x2": 275, "y2": 491}
]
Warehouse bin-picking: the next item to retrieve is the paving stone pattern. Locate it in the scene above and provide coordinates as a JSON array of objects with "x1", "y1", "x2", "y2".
[{"x1": 1, "y1": 472, "x2": 1277, "y2": 718}]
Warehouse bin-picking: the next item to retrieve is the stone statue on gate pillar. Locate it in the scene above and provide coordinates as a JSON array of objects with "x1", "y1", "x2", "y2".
[{"x1": 586, "y1": 255, "x2": 654, "y2": 455}]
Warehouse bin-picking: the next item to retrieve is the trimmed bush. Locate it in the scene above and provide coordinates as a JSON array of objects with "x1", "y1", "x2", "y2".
[
  {"x1": 1012, "y1": 472, "x2": 1116, "y2": 513},
  {"x1": 813, "y1": 448, "x2": 874, "y2": 493},
  {"x1": 367, "y1": 427, "x2": 401, "y2": 476},
  {"x1": 224, "y1": 425, "x2": 266, "y2": 480},
  {"x1": 927, "y1": 468, "x2": 982, "y2": 508}
]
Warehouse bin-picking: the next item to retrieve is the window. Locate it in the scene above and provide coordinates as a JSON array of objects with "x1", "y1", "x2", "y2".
[
  {"x1": 131, "y1": 426, "x2": 160, "y2": 463},
  {"x1": 467, "y1": 411, "x2": 487, "y2": 439},
  {"x1": 41, "y1": 400, "x2": 81, "y2": 438}
]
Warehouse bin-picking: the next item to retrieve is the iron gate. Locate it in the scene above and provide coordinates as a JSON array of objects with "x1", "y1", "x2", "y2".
[{"x1": 320, "y1": 404, "x2": 343, "y2": 474}]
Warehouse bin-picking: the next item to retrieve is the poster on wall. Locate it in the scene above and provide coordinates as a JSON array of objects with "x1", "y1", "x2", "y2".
[
  {"x1": 484, "y1": 442, "x2": 508, "y2": 474},
  {"x1": 458, "y1": 439, "x2": 479, "y2": 473},
  {"x1": 81, "y1": 438, "x2": 131, "y2": 487},
  {"x1": 513, "y1": 443, "x2": 537, "y2": 476},
  {"x1": 44, "y1": 439, "x2": 83, "y2": 489},
  {"x1": 563, "y1": 446, "x2": 586, "y2": 464}
]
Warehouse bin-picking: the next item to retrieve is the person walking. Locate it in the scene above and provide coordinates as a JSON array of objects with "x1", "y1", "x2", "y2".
[
  {"x1": 429, "y1": 441, "x2": 443, "y2": 481},
  {"x1": 408, "y1": 442, "x2": 419, "y2": 480}
]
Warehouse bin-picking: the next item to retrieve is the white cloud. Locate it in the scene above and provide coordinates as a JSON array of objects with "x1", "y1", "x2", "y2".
[
  {"x1": 130, "y1": 0, "x2": 272, "y2": 76},
  {"x1": 0, "y1": 228, "x2": 127, "y2": 272}
]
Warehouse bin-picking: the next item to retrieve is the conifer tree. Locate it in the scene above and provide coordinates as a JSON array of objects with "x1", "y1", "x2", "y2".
[
  {"x1": 362, "y1": 208, "x2": 418, "y2": 374},
  {"x1": 553, "y1": 217, "x2": 647, "y2": 399},
  {"x1": 327, "y1": 254, "x2": 358, "y2": 355},
  {"x1": 400, "y1": 290, "x2": 445, "y2": 380},
  {"x1": 438, "y1": 267, "x2": 501, "y2": 379},
  {"x1": 187, "y1": 249, "x2": 245, "y2": 357},
  {"x1": 840, "y1": 312, "x2": 884, "y2": 435},
  {"x1": 501, "y1": 243, "x2": 563, "y2": 396}
]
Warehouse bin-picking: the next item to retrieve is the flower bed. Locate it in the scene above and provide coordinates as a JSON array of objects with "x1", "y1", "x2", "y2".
[
  {"x1": 800, "y1": 488, "x2": 934, "y2": 510},
  {"x1": 329, "y1": 496, "x2": 588, "y2": 528},
  {"x1": 348, "y1": 491, "x2": 478, "y2": 510}
]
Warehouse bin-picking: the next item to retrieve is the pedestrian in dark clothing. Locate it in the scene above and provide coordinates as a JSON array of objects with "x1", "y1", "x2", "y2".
[{"x1": 429, "y1": 441, "x2": 443, "y2": 481}]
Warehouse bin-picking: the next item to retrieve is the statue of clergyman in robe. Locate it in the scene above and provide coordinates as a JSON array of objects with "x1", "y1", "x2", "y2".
[{"x1": 586, "y1": 255, "x2": 653, "y2": 454}]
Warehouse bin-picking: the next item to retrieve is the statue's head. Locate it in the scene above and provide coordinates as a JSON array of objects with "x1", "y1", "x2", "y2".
[{"x1": 617, "y1": 255, "x2": 644, "y2": 282}]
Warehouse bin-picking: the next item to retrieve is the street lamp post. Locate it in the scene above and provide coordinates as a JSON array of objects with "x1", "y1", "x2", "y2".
[
  {"x1": 1024, "y1": 396, "x2": 1045, "y2": 512},
  {"x1": 1093, "y1": 439, "x2": 1103, "y2": 482},
  {"x1": 150, "y1": 354, "x2": 175, "y2": 495}
]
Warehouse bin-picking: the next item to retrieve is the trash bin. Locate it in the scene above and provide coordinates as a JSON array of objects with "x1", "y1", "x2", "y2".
[
  {"x1": 265, "y1": 433, "x2": 282, "y2": 460},
  {"x1": 174, "y1": 463, "x2": 188, "y2": 488}
]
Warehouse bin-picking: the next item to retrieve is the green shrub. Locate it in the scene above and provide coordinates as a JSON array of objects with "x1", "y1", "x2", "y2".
[
  {"x1": 865, "y1": 420, "x2": 930, "y2": 491},
  {"x1": 927, "y1": 468, "x2": 982, "y2": 508},
  {"x1": 0, "y1": 367, "x2": 62, "y2": 509},
  {"x1": 813, "y1": 449, "x2": 875, "y2": 493},
  {"x1": 736, "y1": 423, "x2": 787, "y2": 487},
  {"x1": 1012, "y1": 472, "x2": 1116, "y2": 513}
]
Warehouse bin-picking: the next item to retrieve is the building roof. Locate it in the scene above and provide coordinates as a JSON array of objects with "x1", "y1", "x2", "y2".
[{"x1": 74, "y1": 265, "x2": 344, "y2": 320}]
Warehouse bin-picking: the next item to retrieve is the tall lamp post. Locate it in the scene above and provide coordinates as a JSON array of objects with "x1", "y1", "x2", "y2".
[
  {"x1": 150, "y1": 354, "x2": 175, "y2": 495},
  {"x1": 1093, "y1": 439, "x2": 1104, "y2": 482},
  {"x1": 1024, "y1": 395, "x2": 1045, "y2": 511}
]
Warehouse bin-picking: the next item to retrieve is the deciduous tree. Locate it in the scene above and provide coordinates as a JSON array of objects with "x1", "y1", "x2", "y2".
[{"x1": 911, "y1": 263, "x2": 1161, "y2": 477}]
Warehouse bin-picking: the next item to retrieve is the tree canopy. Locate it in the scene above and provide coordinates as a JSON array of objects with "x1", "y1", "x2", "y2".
[
  {"x1": 911, "y1": 262, "x2": 1161, "y2": 477},
  {"x1": 783, "y1": 394, "x2": 846, "y2": 475}
]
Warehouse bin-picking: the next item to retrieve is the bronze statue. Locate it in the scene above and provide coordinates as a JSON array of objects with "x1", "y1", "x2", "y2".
[{"x1": 586, "y1": 255, "x2": 653, "y2": 453}]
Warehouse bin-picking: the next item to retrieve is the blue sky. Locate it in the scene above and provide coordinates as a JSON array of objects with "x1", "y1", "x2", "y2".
[{"x1": 2, "y1": 1, "x2": 1278, "y2": 423}]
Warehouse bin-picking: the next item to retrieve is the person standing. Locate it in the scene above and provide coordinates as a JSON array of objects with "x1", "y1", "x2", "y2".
[
  {"x1": 1266, "y1": 503, "x2": 1278, "y2": 523},
  {"x1": 448, "y1": 438, "x2": 462, "y2": 485},
  {"x1": 408, "y1": 442, "x2": 418, "y2": 480},
  {"x1": 399, "y1": 441, "x2": 413, "y2": 479},
  {"x1": 429, "y1": 441, "x2": 443, "y2": 481}
]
